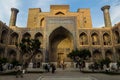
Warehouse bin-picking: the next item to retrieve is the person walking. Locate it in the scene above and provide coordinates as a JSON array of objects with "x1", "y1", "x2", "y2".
[
  {"x1": 16, "y1": 64, "x2": 23, "y2": 78},
  {"x1": 47, "y1": 63, "x2": 50, "y2": 72},
  {"x1": 0, "y1": 63, "x2": 3, "y2": 71},
  {"x1": 44, "y1": 64, "x2": 48, "y2": 72},
  {"x1": 51, "y1": 64, "x2": 56, "y2": 73}
]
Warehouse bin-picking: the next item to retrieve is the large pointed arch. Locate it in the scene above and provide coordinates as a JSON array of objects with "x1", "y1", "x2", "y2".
[
  {"x1": 49, "y1": 26, "x2": 73, "y2": 42},
  {"x1": 49, "y1": 26, "x2": 73, "y2": 65}
]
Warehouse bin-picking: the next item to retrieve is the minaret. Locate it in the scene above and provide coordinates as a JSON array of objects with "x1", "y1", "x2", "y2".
[
  {"x1": 101, "y1": 5, "x2": 112, "y2": 27},
  {"x1": 9, "y1": 8, "x2": 19, "y2": 26}
]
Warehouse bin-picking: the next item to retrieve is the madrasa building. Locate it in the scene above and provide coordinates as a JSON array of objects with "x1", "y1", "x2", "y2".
[{"x1": 0, "y1": 5, "x2": 120, "y2": 67}]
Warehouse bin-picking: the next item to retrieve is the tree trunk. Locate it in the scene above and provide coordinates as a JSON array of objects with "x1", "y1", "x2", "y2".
[{"x1": 23, "y1": 52, "x2": 37, "y2": 69}]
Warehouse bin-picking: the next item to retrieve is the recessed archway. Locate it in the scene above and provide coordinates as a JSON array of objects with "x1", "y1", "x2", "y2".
[
  {"x1": 114, "y1": 31, "x2": 120, "y2": 44},
  {"x1": 8, "y1": 50, "x2": 17, "y2": 62},
  {"x1": 103, "y1": 33, "x2": 111, "y2": 45},
  {"x1": 40, "y1": 18, "x2": 44, "y2": 27},
  {"x1": 22, "y1": 32, "x2": 31, "y2": 39},
  {"x1": 116, "y1": 48, "x2": 120, "y2": 60},
  {"x1": 105, "y1": 50, "x2": 113, "y2": 61},
  {"x1": 1, "y1": 30, "x2": 8, "y2": 44},
  {"x1": 10, "y1": 32, "x2": 19, "y2": 45},
  {"x1": 79, "y1": 32, "x2": 88, "y2": 45},
  {"x1": 91, "y1": 33, "x2": 99, "y2": 45},
  {"x1": 49, "y1": 26, "x2": 73, "y2": 65},
  {"x1": 93, "y1": 49, "x2": 102, "y2": 61},
  {"x1": 34, "y1": 32, "x2": 43, "y2": 44}
]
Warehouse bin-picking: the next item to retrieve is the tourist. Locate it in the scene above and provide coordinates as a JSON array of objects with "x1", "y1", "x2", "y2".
[
  {"x1": 44, "y1": 64, "x2": 48, "y2": 72},
  {"x1": 16, "y1": 64, "x2": 23, "y2": 78},
  {"x1": 62, "y1": 63, "x2": 66, "y2": 70},
  {"x1": 51, "y1": 64, "x2": 56, "y2": 73},
  {"x1": 47, "y1": 63, "x2": 50, "y2": 72},
  {"x1": 22, "y1": 67, "x2": 25, "y2": 77},
  {"x1": 0, "y1": 63, "x2": 3, "y2": 71}
]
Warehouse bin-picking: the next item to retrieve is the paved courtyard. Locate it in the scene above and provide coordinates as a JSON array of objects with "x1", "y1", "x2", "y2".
[{"x1": 0, "y1": 69, "x2": 120, "y2": 80}]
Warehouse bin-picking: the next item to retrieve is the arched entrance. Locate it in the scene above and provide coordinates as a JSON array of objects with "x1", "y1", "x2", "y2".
[
  {"x1": 49, "y1": 27, "x2": 73, "y2": 67},
  {"x1": 105, "y1": 50, "x2": 113, "y2": 61},
  {"x1": 93, "y1": 49, "x2": 102, "y2": 61},
  {"x1": 10, "y1": 32, "x2": 19, "y2": 45},
  {"x1": 8, "y1": 50, "x2": 17, "y2": 62}
]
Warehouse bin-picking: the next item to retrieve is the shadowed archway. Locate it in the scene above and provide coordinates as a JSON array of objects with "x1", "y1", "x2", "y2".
[
  {"x1": 8, "y1": 50, "x2": 17, "y2": 62},
  {"x1": 49, "y1": 27, "x2": 73, "y2": 65},
  {"x1": 1, "y1": 30, "x2": 8, "y2": 44},
  {"x1": 91, "y1": 33, "x2": 99, "y2": 45},
  {"x1": 105, "y1": 50, "x2": 113, "y2": 61},
  {"x1": 10, "y1": 32, "x2": 19, "y2": 45},
  {"x1": 93, "y1": 49, "x2": 102, "y2": 61},
  {"x1": 79, "y1": 32, "x2": 88, "y2": 45}
]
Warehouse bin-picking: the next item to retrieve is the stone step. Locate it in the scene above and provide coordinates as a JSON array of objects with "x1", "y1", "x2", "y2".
[
  {"x1": 27, "y1": 68, "x2": 80, "y2": 72},
  {"x1": 36, "y1": 76, "x2": 97, "y2": 80}
]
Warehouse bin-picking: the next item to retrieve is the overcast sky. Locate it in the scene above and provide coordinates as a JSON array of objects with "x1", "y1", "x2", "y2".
[{"x1": 0, "y1": 0, "x2": 120, "y2": 28}]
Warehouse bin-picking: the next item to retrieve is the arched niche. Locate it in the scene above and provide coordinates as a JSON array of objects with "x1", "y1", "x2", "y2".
[
  {"x1": 93, "y1": 49, "x2": 102, "y2": 61},
  {"x1": 40, "y1": 18, "x2": 44, "y2": 27},
  {"x1": 34, "y1": 32, "x2": 43, "y2": 44},
  {"x1": 79, "y1": 32, "x2": 88, "y2": 45},
  {"x1": 103, "y1": 33, "x2": 111, "y2": 45},
  {"x1": 105, "y1": 50, "x2": 113, "y2": 61},
  {"x1": 10, "y1": 32, "x2": 19, "y2": 45},
  {"x1": 8, "y1": 50, "x2": 17, "y2": 62},
  {"x1": 91, "y1": 33, "x2": 99, "y2": 45},
  {"x1": 22, "y1": 32, "x2": 31, "y2": 39},
  {"x1": 114, "y1": 31, "x2": 120, "y2": 44},
  {"x1": 0, "y1": 30, "x2": 8, "y2": 44}
]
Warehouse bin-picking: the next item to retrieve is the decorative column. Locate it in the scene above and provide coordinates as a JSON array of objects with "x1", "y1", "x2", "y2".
[
  {"x1": 9, "y1": 8, "x2": 19, "y2": 26},
  {"x1": 101, "y1": 5, "x2": 112, "y2": 27}
]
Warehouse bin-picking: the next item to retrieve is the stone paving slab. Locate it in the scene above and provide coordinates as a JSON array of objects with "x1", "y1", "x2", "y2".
[
  {"x1": 36, "y1": 76, "x2": 97, "y2": 80},
  {"x1": 1, "y1": 70, "x2": 120, "y2": 80}
]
